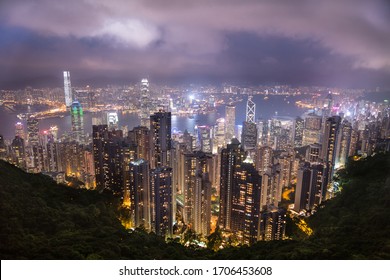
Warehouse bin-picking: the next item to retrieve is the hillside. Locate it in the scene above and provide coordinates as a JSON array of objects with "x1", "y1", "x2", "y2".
[
  {"x1": 0, "y1": 162, "x2": 203, "y2": 259},
  {"x1": 1, "y1": 153, "x2": 389, "y2": 259}
]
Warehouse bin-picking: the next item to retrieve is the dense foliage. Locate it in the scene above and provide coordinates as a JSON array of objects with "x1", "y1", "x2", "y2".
[{"x1": 1, "y1": 152, "x2": 389, "y2": 259}]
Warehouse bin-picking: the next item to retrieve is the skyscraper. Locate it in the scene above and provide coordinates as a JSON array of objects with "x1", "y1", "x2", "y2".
[
  {"x1": 70, "y1": 101, "x2": 84, "y2": 143},
  {"x1": 128, "y1": 126, "x2": 150, "y2": 161},
  {"x1": 259, "y1": 206, "x2": 286, "y2": 241},
  {"x1": 150, "y1": 111, "x2": 172, "y2": 169},
  {"x1": 214, "y1": 118, "x2": 226, "y2": 152},
  {"x1": 246, "y1": 95, "x2": 256, "y2": 123},
  {"x1": 241, "y1": 121, "x2": 257, "y2": 150},
  {"x1": 335, "y1": 120, "x2": 352, "y2": 169},
  {"x1": 294, "y1": 162, "x2": 325, "y2": 213},
  {"x1": 225, "y1": 104, "x2": 236, "y2": 143},
  {"x1": 130, "y1": 159, "x2": 151, "y2": 230},
  {"x1": 306, "y1": 143, "x2": 322, "y2": 163},
  {"x1": 241, "y1": 95, "x2": 257, "y2": 150},
  {"x1": 183, "y1": 151, "x2": 212, "y2": 236},
  {"x1": 140, "y1": 79, "x2": 150, "y2": 128},
  {"x1": 151, "y1": 167, "x2": 173, "y2": 237},
  {"x1": 107, "y1": 111, "x2": 119, "y2": 130},
  {"x1": 27, "y1": 116, "x2": 39, "y2": 146},
  {"x1": 92, "y1": 124, "x2": 109, "y2": 192},
  {"x1": 255, "y1": 146, "x2": 273, "y2": 174},
  {"x1": 322, "y1": 116, "x2": 341, "y2": 196},
  {"x1": 294, "y1": 117, "x2": 304, "y2": 147},
  {"x1": 63, "y1": 71, "x2": 72, "y2": 107},
  {"x1": 302, "y1": 113, "x2": 322, "y2": 146},
  {"x1": 231, "y1": 158, "x2": 262, "y2": 245},
  {"x1": 15, "y1": 122, "x2": 25, "y2": 140},
  {"x1": 197, "y1": 125, "x2": 213, "y2": 153},
  {"x1": 219, "y1": 138, "x2": 245, "y2": 231},
  {"x1": 11, "y1": 136, "x2": 26, "y2": 170}
]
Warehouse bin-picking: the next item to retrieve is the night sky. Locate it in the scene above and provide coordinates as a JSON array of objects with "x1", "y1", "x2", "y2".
[{"x1": 0, "y1": 0, "x2": 389, "y2": 88}]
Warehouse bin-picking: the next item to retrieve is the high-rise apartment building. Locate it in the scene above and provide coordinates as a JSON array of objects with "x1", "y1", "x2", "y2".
[
  {"x1": 225, "y1": 104, "x2": 236, "y2": 143},
  {"x1": 128, "y1": 126, "x2": 150, "y2": 161},
  {"x1": 219, "y1": 138, "x2": 245, "y2": 231},
  {"x1": 302, "y1": 114, "x2": 322, "y2": 146},
  {"x1": 231, "y1": 158, "x2": 262, "y2": 245},
  {"x1": 11, "y1": 136, "x2": 26, "y2": 170},
  {"x1": 322, "y1": 116, "x2": 341, "y2": 196},
  {"x1": 151, "y1": 167, "x2": 173, "y2": 237},
  {"x1": 183, "y1": 151, "x2": 212, "y2": 236},
  {"x1": 197, "y1": 125, "x2": 213, "y2": 153},
  {"x1": 27, "y1": 116, "x2": 39, "y2": 146},
  {"x1": 294, "y1": 117, "x2": 304, "y2": 147},
  {"x1": 241, "y1": 121, "x2": 257, "y2": 151},
  {"x1": 129, "y1": 159, "x2": 151, "y2": 230},
  {"x1": 150, "y1": 111, "x2": 172, "y2": 169},
  {"x1": 335, "y1": 120, "x2": 352, "y2": 168},
  {"x1": 294, "y1": 162, "x2": 325, "y2": 213}
]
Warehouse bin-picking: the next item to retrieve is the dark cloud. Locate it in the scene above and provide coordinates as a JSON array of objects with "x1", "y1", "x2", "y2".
[{"x1": 0, "y1": 0, "x2": 389, "y2": 88}]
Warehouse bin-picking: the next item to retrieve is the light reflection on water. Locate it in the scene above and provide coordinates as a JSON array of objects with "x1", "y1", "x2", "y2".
[{"x1": 0, "y1": 95, "x2": 307, "y2": 141}]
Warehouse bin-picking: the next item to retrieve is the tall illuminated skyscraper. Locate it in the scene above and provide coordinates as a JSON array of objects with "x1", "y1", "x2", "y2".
[
  {"x1": 92, "y1": 124, "x2": 109, "y2": 192},
  {"x1": 63, "y1": 71, "x2": 72, "y2": 107},
  {"x1": 294, "y1": 117, "x2": 304, "y2": 147},
  {"x1": 70, "y1": 101, "x2": 84, "y2": 143},
  {"x1": 225, "y1": 104, "x2": 236, "y2": 143},
  {"x1": 15, "y1": 122, "x2": 25, "y2": 140},
  {"x1": 241, "y1": 95, "x2": 257, "y2": 150},
  {"x1": 322, "y1": 116, "x2": 341, "y2": 196},
  {"x1": 150, "y1": 111, "x2": 172, "y2": 169},
  {"x1": 151, "y1": 167, "x2": 173, "y2": 237},
  {"x1": 231, "y1": 157, "x2": 262, "y2": 245},
  {"x1": 219, "y1": 138, "x2": 245, "y2": 231},
  {"x1": 128, "y1": 126, "x2": 150, "y2": 161},
  {"x1": 130, "y1": 159, "x2": 151, "y2": 230},
  {"x1": 246, "y1": 95, "x2": 256, "y2": 123},
  {"x1": 335, "y1": 120, "x2": 352, "y2": 169},
  {"x1": 140, "y1": 79, "x2": 150, "y2": 128},
  {"x1": 107, "y1": 111, "x2": 119, "y2": 130},
  {"x1": 183, "y1": 151, "x2": 212, "y2": 236},
  {"x1": 197, "y1": 125, "x2": 212, "y2": 153},
  {"x1": 241, "y1": 121, "x2": 257, "y2": 150},
  {"x1": 27, "y1": 116, "x2": 39, "y2": 146},
  {"x1": 302, "y1": 113, "x2": 322, "y2": 146},
  {"x1": 294, "y1": 162, "x2": 325, "y2": 213}
]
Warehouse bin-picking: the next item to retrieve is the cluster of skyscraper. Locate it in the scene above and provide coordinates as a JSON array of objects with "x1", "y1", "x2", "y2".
[{"x1": 1, "y1": 75, "x2": 389, "y2": 247}]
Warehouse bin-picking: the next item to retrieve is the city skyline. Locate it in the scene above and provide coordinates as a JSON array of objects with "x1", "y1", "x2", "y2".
[
  {"x1": 0, "y1": 0, "x2": 390, "y2": 89},
  {"x1": 0, "y1": 1, "x2": 389, "y2": 261}
]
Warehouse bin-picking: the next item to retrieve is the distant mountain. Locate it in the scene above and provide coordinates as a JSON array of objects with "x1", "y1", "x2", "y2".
[{"x1": 1, "y1": 153, "x2": 389, "y2": 259}]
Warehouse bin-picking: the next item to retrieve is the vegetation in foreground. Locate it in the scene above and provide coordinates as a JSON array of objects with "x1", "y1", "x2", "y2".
[{"x1": 1, "y1": 152, "x2": 389, "y2": 259}]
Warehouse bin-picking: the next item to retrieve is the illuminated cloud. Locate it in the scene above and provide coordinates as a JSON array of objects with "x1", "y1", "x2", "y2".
[{"x1": 0, "y1": 0, "x2": 389, "y2": 87}]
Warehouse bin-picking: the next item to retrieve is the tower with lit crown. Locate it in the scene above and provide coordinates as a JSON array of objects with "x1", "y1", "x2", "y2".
[
  {"x1": 63, "y1": 71, "x2": 72, "y2": 107},
  {"x1": 246, "y1": 95, "x2": 256, "y2": 123},
  {"x1": 140, "y1": 79, "x2": 150, "y2": 128},
  {"x1": 70, "y1": 101, "x2": 84, "y2": 143},
  {"x1": 241, "y1": 95, "x2": 257, "y2": 150}
]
